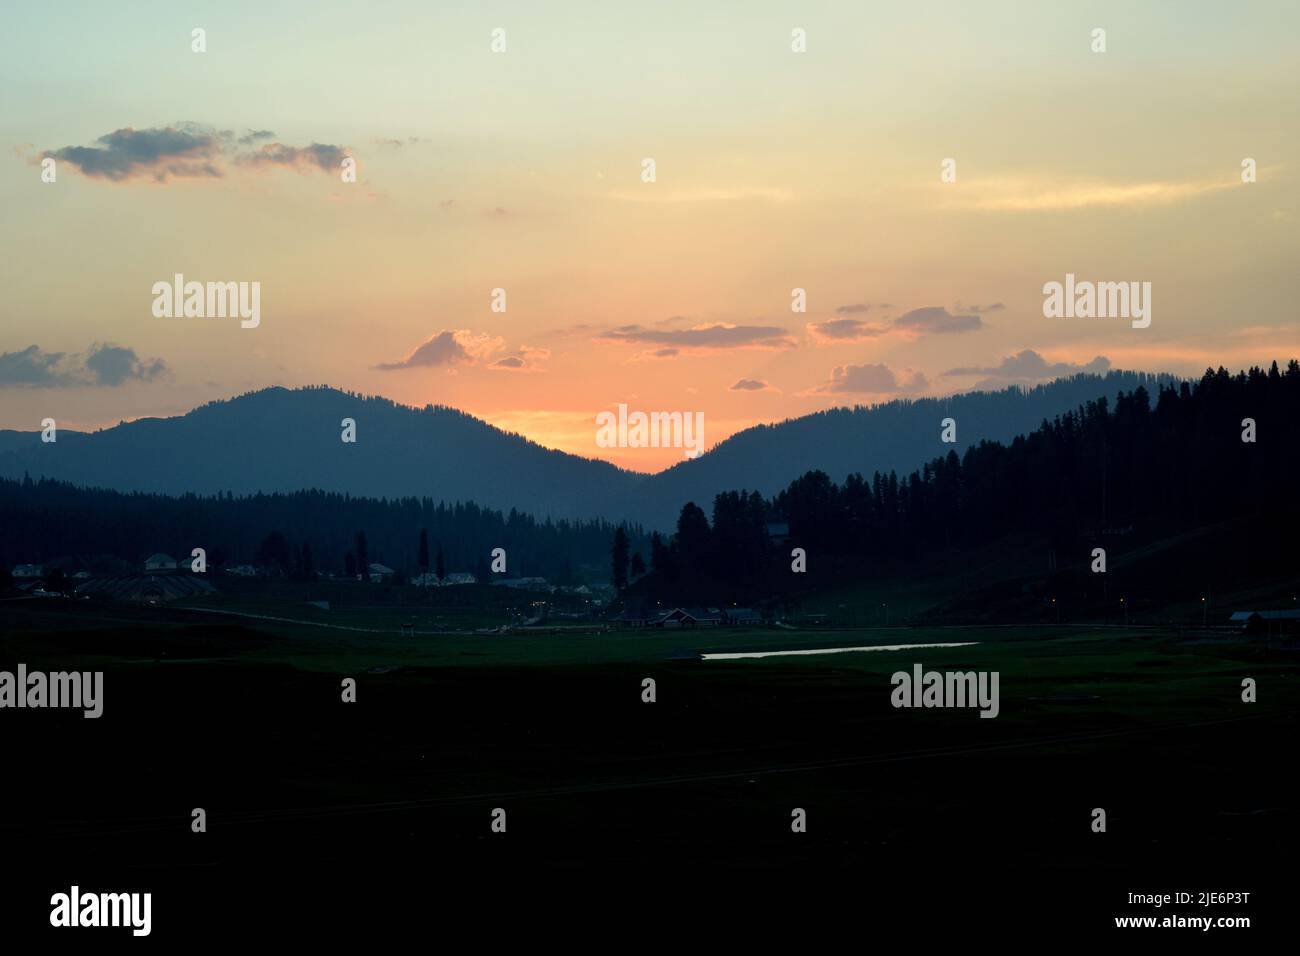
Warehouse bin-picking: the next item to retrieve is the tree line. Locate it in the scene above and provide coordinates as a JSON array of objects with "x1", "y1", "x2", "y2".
[
  {"x1": 0, "y1": 480, "x2": 646, "y2": 585},
  {"x1": 622, "y1": 363, "x2": 1300, "y2": 604}
]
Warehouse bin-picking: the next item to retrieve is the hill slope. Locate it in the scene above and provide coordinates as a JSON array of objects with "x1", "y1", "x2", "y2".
[{"x1": 0, "y1": 372, "x2": 1174, "y2": 528}]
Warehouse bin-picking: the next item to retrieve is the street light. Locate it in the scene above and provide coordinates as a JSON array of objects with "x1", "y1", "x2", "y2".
[
  {"x1": 1120, "y1": 597, "x2": 1127, "y2": 627},
  {"x1": 1201, "y1": 596, "x2": 1207, "y2": 628}
]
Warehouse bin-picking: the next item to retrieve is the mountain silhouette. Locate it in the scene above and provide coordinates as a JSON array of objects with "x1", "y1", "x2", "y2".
[{"x1": 0, "y1": 372, "x2": 1175, "y2": 529}]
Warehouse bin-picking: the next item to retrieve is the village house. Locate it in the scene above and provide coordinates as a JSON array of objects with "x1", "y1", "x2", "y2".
[{"x1": 659, "y1": 607, "x2": 724, "y2": 628}]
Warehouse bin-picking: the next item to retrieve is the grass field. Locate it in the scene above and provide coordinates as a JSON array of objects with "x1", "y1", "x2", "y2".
[{"x1": 2, "y1": 596, "x2": 1294, "y2": 932}]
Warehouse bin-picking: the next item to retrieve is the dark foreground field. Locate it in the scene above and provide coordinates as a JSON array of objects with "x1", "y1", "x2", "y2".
[{"x1": 1, "y1": 599, "x2": 1293, "y2": 939}]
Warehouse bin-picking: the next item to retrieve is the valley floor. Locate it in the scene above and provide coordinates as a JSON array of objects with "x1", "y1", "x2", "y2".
[{"x1": 0, "y1": 599, "x2": 1292, "y2": 939}]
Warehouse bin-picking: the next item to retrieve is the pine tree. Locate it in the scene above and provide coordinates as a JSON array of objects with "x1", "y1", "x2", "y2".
[
  {"x1": 611, "y1": 526, "x2": 630, "y2": 590},
  {"x1": 355, "y1": 531, "x2": 369, "y2": 578},
  {"x1": 417, "y1": 529, "x2": 430, "y2": 571}
]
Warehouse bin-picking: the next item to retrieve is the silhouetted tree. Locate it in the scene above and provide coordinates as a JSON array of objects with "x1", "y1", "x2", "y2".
[
  {"x1": 612, "y1": 526, "x2": 630, "y2": 590},
  {"x1": 417, "y1": 529, "x2": 430, "y2": 571},
  {"x1": 258, "y1": 531, "x2": 292, "y2": 574},
  {"x1": 355, "y1": 531, "x2": 369, "y2": 576}
]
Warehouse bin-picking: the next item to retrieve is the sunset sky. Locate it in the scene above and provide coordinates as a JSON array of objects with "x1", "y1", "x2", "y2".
[{"x1": 2, "y1": 0, "x2": 1297, "y2": 470}]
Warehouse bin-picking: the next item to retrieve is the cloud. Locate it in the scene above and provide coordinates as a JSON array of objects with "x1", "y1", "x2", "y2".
[
  {"x1": 375, "y1": 330, "x2": 504, "y2": 371},
  {"x1": 488, "y1": 345, "x2": 550, "y2": 372},
  {"x1": 806, "y1": 317, "x2": 888, "y2": 343},
  {"x1": 0, "y1": 346, "x2": 66, "y2": 386},
  {"x1": 938, "y1": 174, "x2": 1245, "y2": 212},
  {"x1": 237, "y1": 141, "x2": 348, "y2": 173},
  {"x1": 835, "y1": 303, "x2": 873, "y2": 315},
  {"x1": 954, "y1": 301, "x2": 1005, "y2": 314},
  {"x1": 371, "y1": 136, "x2": 430, "y2": 149},
  {"x1": 40, "y1": 124, "x2": 350, "y2": 183},
  {"x1": 0, "y1": 344, "x2": 169, "y2": 387},
  {"x1": 944, "y1": 349, "x2": 1111, "y2": 387},
  {"x1": 810, "y1": 363, "x2": 928, "y2": 395},
  {"x1": 893, "y1": 306, "x2": 982, "y2": 335},
  {"x1": 83, "y1": 344, "x2": 169, "y2": 385},
  {"x1": 43, "y1": 125, "x2": 223, "y2": 182},
  {"x1": 598, "y1": 323, "x2": 797, "y2": 352},
  {"x1": 730, "y1": 378, "x2": 771, "y2": 391},
  {"x1": 808, "y1": 306, "x2": 983, "y2": 344}
]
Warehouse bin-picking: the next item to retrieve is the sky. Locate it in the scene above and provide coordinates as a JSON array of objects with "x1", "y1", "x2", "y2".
[{"x1": 1, "y1": 0, "x2": 1297, "y2": 471}]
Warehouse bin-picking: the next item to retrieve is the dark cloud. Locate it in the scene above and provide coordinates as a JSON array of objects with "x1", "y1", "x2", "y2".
[
  {"x1": 44, "y1": 125, "x2": 222, "y2": 182},
  {"x1": 41, "y1": 125, "x2": 349, "y2": 182},
  {"x1": 944, "y1": 349, "x2": 1111, "y2": 385},
  {"x1": 599, "y1": 323, "x2": 797, "y2": 351},
  {"x1": 894, "y1": 307, "x2": 982, "y2": 335},
  {"x1": 835, "y1": 303, "x2": 872, "y2": 314},
  {"x1": 0, "y1": 344, "x2": 168, "y2": 387},
  {"x1": 492, "y1": 356, "x2": 525, "y2": 368},
  {"x1": 0, "y1": 345, "x2": 67, "y2": 386},
  {"x1": 812, "y1": 363, "x2": 928, "y2": 395},
  {"x1": 83, "y1": 344, "x2": 169, "y2": 385},
  {"x1": 730, "y1": 378, "x2": 770, "y2": 391}
]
